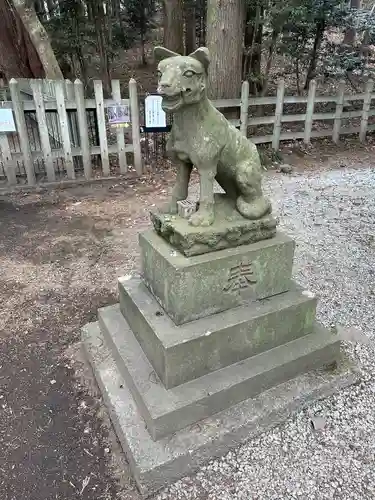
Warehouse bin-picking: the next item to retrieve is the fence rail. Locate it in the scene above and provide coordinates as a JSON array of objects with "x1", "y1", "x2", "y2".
[
  {"x1": 0, "y1": 78, "x2": 142, "y2": 186},
  {"x1": 239, "y1": 78, "x2": 375, "y2": 149},
  {"x1": 0, "y1": 77, "x2": 374, "y2": 188}
]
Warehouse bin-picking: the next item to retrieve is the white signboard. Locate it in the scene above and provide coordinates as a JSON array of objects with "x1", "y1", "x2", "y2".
[
  {"x1": 145, "y1": 95, "x2": 166, "y2": 128},
  {"x1": 0, "y1": 109, "x2": 16, "y2": 133}
]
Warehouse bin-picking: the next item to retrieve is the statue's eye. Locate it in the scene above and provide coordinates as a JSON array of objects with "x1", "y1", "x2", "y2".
[
  {"x1": 183, "y1": 70, "x2": 195, "y2": 77},
  {"x1": 157, "y1": 71, "x2": 162, "y2": 79}
]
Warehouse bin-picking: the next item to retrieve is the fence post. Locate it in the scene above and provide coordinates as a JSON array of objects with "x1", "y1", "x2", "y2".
[
  {"x1": 55, "y1": 80, "x2": 75, "y2": 179},
  {"x1": 272, "y1": 79, "x2": 285, "y2": 151},
  {"x1": 65, "y1": 79, "x2": 74, "y2": 100},
  {"x1": 94, "y1": 80, "x2": 110, "y2": 176},
  {"x1": 129, "y1": 78, "x2": 143, "y2": 175},
  {"x1": 240, "y1": 81, "x2": 249, "y2": 137},
  {"x1": 0, "y1": 134, "x2": 17, "y2": 185},
  {"x1": 74, "y1": 79, "x2": 91, "y2": 179},
  {"x1": 332, "y1": 80, "x2": 345, "y2": 144},
  {"x1": 304, "y1": 79, "x2": 316, "y2": 144},
  {"x1": 111, "y1": 79, "x2": 128, "y2": 174},
  {"x1": 360, "y1": 79, "x2": 374, "y2": 143},
  {"x1": 31, "y1": 79, "x2": 55, "y2": 182},
  {"x1": 9, "y1": 78, "x2": 36, "y2": 185}
]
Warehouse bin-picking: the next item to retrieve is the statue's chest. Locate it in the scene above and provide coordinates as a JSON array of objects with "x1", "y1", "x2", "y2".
[
  {"x1": 170, "y1": 138, "x2": 191, "y2": 161},
  {"x1": 170, "y1": 123, "x2": 219, "y2": 163}
]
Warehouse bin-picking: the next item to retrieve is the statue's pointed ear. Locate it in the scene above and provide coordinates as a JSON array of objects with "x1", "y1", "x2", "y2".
[
  {"x1": 154, "y1": 46, "x2": 179, "y2": 62},
  {"x1": 189, "y1": 47, "x2": 210, "y2": 72}
]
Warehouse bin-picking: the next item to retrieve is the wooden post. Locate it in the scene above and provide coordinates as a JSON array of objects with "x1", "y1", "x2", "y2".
[
  {"x1": 65, "y1": 79, "x2": 74, "y2": 100},
  {"x1": 65, "y1": 79, "x2": 79, "y2": 148},
  {"x1": 0, "y1": 133, "x2": 17, "y2": 185},
  {"x1": 111, "y1": 79, "x2": 127, "y2": 174},
  {"x1": 272, "y1": 79, "x2": 285, "y2": 151},
  {"x1": 240, "y1": 81, "x2": 249, "y2": 137},
  {"x1": 74, "y1": 79, "x2": 91, "y2": 179},
  {"x1": 304, "y1": 79, "x2": 316, "y2": 144},
  {"x1": 9, "y1": 78, "x2": 36, "y2": 185},
  {"x1": 332, "y1": 80, "x2": 345, "y2": 144},
  {"x1": 129, "y1": 78, "x2": 142, "y2": 175},
  {"x1": 94, "y1": 80, "x2": 110, "y2": 176},
  {"x1": 360, "y1": 79, "x2": 374, "y2": 143},
  {"x1": 31, "y1": 79, "x2": 55, "y2": 182},
  {"x1": 55, "y1": 80, "x2": 75, "y2": 179}
]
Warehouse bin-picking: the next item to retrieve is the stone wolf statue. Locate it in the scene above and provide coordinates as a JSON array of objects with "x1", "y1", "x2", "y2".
[{"x1": 154, "y1": 46, "x2": 272, "y2": 227}]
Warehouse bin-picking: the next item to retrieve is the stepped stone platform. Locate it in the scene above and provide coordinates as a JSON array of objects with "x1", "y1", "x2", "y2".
[{"x1": 82, "y1": 199, "x2": 358, "y2": 496}]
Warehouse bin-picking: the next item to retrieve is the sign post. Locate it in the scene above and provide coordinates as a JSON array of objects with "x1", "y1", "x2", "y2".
[
  {"x1": 0, "y1": 107, "x2": 17, "y2": 184},
  {"x1": 142, "y1": 94, "x2": 170, "y2": 133}
]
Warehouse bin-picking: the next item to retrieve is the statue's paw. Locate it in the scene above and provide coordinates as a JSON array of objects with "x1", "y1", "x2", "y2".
[
  {"x1": 159, "y1": 200, "x2": 178, "y2": 215},
  {"x1": 189, "y1": 209, "x2": 214, "y2": 227}
]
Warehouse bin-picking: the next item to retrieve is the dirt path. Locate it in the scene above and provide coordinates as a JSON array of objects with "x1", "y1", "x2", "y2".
[
  {"x1": 0, "y1": 177, "x2": 173, "y2": 500},
  {"x1": 0, "y1": 144, "x2": 374, "y2": 499}
]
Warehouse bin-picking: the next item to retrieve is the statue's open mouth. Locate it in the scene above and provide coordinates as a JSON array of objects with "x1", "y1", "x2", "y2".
[{"x1": 160, "y1": 93, "x2": 182, "y2": 110}]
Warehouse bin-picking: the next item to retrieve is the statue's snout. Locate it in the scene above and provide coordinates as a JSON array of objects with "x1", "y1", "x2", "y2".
[{"x1": 158, "y1": 76, "x2": 174, "y2": 96}]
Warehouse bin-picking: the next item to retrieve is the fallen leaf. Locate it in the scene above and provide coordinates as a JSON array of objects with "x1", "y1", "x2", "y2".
[
  {"x1": 310, "y1": 416, "x2": 326, "y2": 431},
  {"x1": 80, "y1": 475, "x2": 91, "y2": 495}
]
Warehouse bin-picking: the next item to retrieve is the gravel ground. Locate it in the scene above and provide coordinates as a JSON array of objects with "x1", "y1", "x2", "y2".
[
  {"x1": 156, "y1": 167, "x2": 375, "y2": 500},
  {"x1": 1, "y1": 158, "x2": 375, "y2": 500}
]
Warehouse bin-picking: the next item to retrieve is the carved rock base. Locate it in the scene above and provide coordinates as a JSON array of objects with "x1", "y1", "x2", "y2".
[{"x1": 150, "y1": 194, "x2": 277, "y2": 257}]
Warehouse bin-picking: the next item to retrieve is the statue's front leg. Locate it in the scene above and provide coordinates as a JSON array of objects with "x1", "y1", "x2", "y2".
[
  {"x1": 189, "y1": 163, "x2": 216, "y2": 227},
  {"x1": 160, "y1": 160, "x2": 192, "y2": 214}
]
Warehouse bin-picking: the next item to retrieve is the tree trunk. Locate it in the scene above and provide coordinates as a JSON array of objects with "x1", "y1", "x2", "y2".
[
  {"x1": 260, "y1": 29, "x2": 279, "y2": 96},
  {"x1": 184, "y1": 0, "x2": 196, "y2": 54},
  {"x1": 243, "y1": 2, "x2": 263, "y2": 93},
  {"x1": 304, "y1": 19, "x2": 325, "y2": 89},
  {"x1": 196, "y1": 0, "x2": 207, "y2": 46},
  {"x1": 46, "y1": 0, "x2": 55, "y2": 16},
  {"x1": 12, "y1": 0, "x2": 63, "y2": 79},
  {"x1": 343, "y1": 0, "x2": 361, "y2": 45},
  {"x1": 207, "y1": 0, "x2": 244, "y2": 99},
  {"x1": 162, "y1": 0, "x2": 184, "y2": 54},
  {"x1": 0, "y1": 0, "x2": 45, "y2": 80},
  {"x1": 113, "y1": 0, "x2": 122, "y2": 25},
  {"x1": 90, "y1": 0, "x2": 111, "y2": 94},
  {"x1": 34, "y1": 0, "x2": 45, "y2": 19}
]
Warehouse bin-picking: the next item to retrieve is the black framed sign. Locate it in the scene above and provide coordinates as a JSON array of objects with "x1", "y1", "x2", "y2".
[{"x1": 142, "y1": 94, "x2": 171, "y2": 133}]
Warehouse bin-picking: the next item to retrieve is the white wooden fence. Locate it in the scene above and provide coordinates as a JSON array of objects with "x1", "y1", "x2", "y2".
[
  {"x1": 237, "y1": 78, "x2": 375, "y2": 149},
  {"x1": 0, "y1": 78, "x2": 142, "y2": 186},
  {"x1": 0, "y1": 77, "x2": 374, "y2": 188}
]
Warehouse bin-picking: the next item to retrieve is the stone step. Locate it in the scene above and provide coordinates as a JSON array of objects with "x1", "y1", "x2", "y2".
[
  {"x1": 139, "y1": 229, "x2": 295, "y2": 325},
  {"x1": 98, "y1": 303, "x2": 339, "y2": 441},
  {"x1": 119, "y1": 276, "x2": 317, "y2": 388},
  {"x1": 82, "y1": 320, "x2": 357, "y2": 497}
]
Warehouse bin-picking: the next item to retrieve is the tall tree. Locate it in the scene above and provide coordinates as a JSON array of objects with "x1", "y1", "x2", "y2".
[
  {"x1": 0, "y1": 0, "x2": 45, "y2": 80},
  {"x1": 46, "y1": 0, "x2": 89, "y2": 83},
  {"x1": 243, "y1": 0, "x2": 263, "y2": 93},
  {"x1": 343, "y1": 0, "x2": 361, "y2": 45},
  {"x1": 87, "y1": 0, "x2": 111, "y2": 93},
  {"x1": 184, "y1": 0, "x2": 196, "y2": 54},
  {"x1": 12, "y1": 0, "x2": 63, "y2": 79},
  {"x1": 206, "y1": 0, "x2": 244, "y2": 99},
  {"x1": 162, "y1": 0, "x2": 184, "y2": 53},
  {"x1": 126, "y1": 0, "x2": 156, "y2": 64}
]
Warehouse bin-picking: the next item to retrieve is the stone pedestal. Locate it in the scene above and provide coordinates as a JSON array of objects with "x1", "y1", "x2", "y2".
[{"x1": 82, "y1": 204, "x2": 358, "y2": 496}]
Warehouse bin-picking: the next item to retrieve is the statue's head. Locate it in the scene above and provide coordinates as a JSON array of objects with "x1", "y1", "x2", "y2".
[{"x1": 154, "y1": 46, "x2": 210, "y2": 113}]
